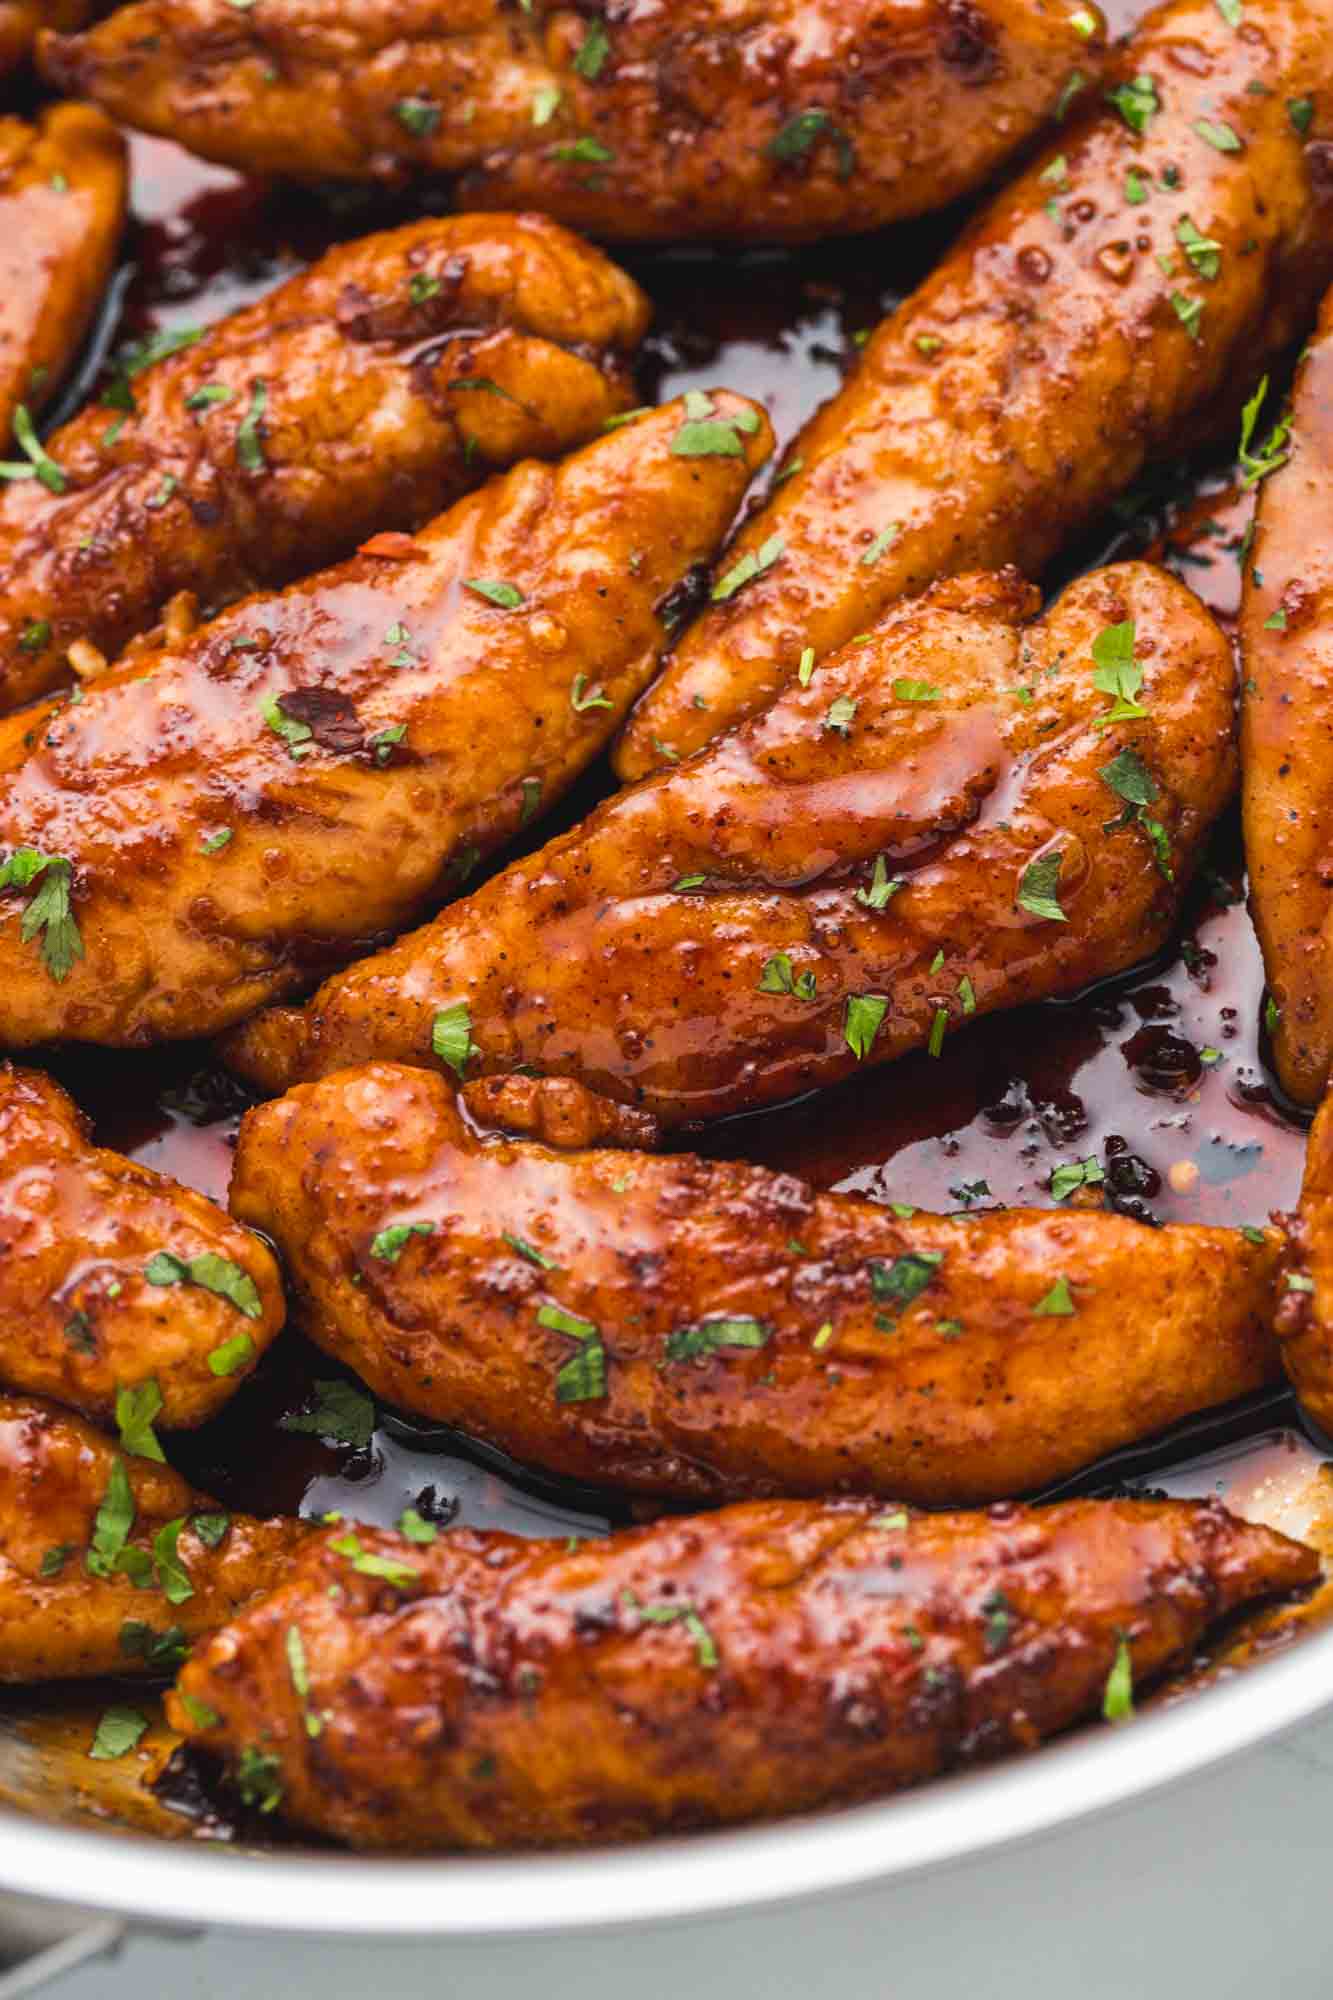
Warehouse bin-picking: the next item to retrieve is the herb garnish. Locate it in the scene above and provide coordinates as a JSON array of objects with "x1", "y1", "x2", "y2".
[
  {"x1": 145, "y1": 1250, "x2": 262, "y2": 1318},
  {"x1": 759, "y1": 952, "x2": 816, "y2": 999},
  {"x1": 90, "y1": 1706, "x2": 148, "y2": 1761},
  {"x1": 537, "y1": 1303, "x2": 608, "y2": 1402},
  {"x1": 621, "y1": 1590, "x2": 719, "y2": 1668},
  {"x1": 1017, "y1": 851, "x2": 1067, "y2": 923},
  {"x1": 764, "y1": 107, "x2": 854, "y2": 179},
  {"x1": 712, "y1": 533, "x2": 783, "y2": 603},
  {"x1": 869, "y1": 1251, "x2": 942, "y2": 1308},
  {"x1": 280, "y1": 1379, "x2": 376, "y2": 1449},
  {"x1": 1100, "y1": 746, "x2": 1172, "y2": 879},
  {"x1": 572, "y1": 18, "x2": 610, "y2": 78},
  {"x1": 1033, "y1": 1276, "x2": 1076, "y2": 1316},
  {"x1": 464, "y1": 577, "x2": 524, "y2": 609},
  {"x1": 432, "y1": 1001, "x2": 477, "y2": 1077},
  {"x1": 1051, "y1": 1156, "x2": 1105, "y2": 1201},
  {"x1": 665, "y1": 1316, "x2": 770, "y2": 1363},
  {"x1": 0, "y1": 406, "x2": 65, "y2": 492},
  {"x1": 1237, "y1": 375, "x2": 1291, "y2": 487},
  {"x1": 370, "y1": 1220, "x2": 435, "y2": 1263},
  {"x1": 856, "y1": 855, "x2": 903, "y2": 910},
  {"x1": 116, "y1": 1380, "x2": 166, "y2": 1464},
  {"x1": 1106, "y1": 74, "x2": 1159, "y2": 134},
  {"x1": 0, "y1": 849, "x2": 83, "y2": 981},
  {"x1": 1091, "y1": 620, "x2": 1148, "y2": 726},
  {"x1": 1103, "y1": 1635, "x2": 1135, "y2": 1721}
]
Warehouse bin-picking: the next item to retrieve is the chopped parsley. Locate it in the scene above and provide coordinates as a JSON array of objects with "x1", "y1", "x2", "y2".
[
  {"x1": 892, "y1": 677, "x2": 940, "y2": 702},
  {"x1": 1289, "y1": 96, "x2": 1314, "y2": 135},
  {"x1": 370, "y1": 1220, "x2": 435, "y2": 1263},
  {"x1": 145, "y1": 1250, "x2": 263, "y2": 1318},
  {"x1": 1237, "y1": 375, "x2": 1291, "y2": 487},
  {"x1": 236, "y1": 1746, "x2": 284, "y2": 1813},
  {"x1": 869, "y1": 1250, "x2": 942, "y2": 1308},
  {"x1": 207, "y1": 1332, "x2": 256, "y2": 1377},
  {"x1": 1051, "y1": 1156, "x2": 1104, "y2": 1201},
  {"x1": 861, "y1": 525, "x2": 899, "y2": 566},
  {"x1": 502, "y1": 1231, "x2": 558, "y2": 1270},
  {"x1": 1091, "y1": 620, "x2": 1148, "y2": 726},
  {"x1": 1103, "y1": 1635, "x2": 1135, "y2": 1721},
  {"x1": 200, "y1": 828, "x2": 233, "y2": 854},
  {"x1": 1176, "y1": 216, "x2": 1221, "y2": 280},
  {"x1": 665, "y1": 1316, "x2": 770, "y2": 1363},
  {"x1": 758, "y1": 952, "x2": 816, "y2": 999},
  {"x1": 395, "y1": 97, "x2": 441, "y2": 138},
  {"x1": 259, "y1": 691, "x2": 313, "y2": 759},
  {"x1": 531, "y1": 83, "x2": 561, "y2": 126},
  {"x1": 1106, "y1": 74, "x2": 1159, "y2": 135},
  {"x1": 1033, "y1": 1276, "x2": 1076, "y2": 1316},
  {"x1": 1100, "y1": 746, "x2": 1172, "y2": 879},
  {"x1": 823, "y1": 694, "x2": 858, "y2": 737},
  {"x1": 856, "y1": 855, "x2": 903, "y2": 910},
  {"x1": 844, "y1": 992, "x2": 888, "y2": 1060},
  {"x1": 551, "y1": 136, "x2": 614, "y2": 163},
  {"x1": 764, "y1": 107, "x2": 854, "y2": 179},
  {"x1": 572, "y1": 18, "x2": 610, "y2": 78},
  {"x1": 1170, "y1": 292, "x2": 1203, "y2": 342},
  {"x1": 1017, "y1": 850, "x2": 1067, "y2": 923},
  {"x1": 712, "y1": 533, "x2": 783, "y2": 603},
  {"x1": 85, "y1": 1459, "x2": 135, "y2": 1579},
  {"x1": 280, "y1": 1379, "x2": 376, "y2": 1449},
  {"x1": 90, "y1": 1706, "x2": 148, "y2": 1761},
  {"x1": 0, "y1": 849, "x2": 83, "y2": 982},
  {"x1": 570, "y1": 672, "x2": 613, "y2": 711},
  {"x1": 115, "y1": 1380, "x2": 165, "y2": 1464},
  {"x1": 928, "y1": 1006, "x2": 948, "y2": 1058},
  {"x1": 0, "y1": 405, "x2": 65, "y2": 493},
  {"x1": 153, "y1": 1517, "x2": 194, "y2": 1605},
  {"x1": 235, "y1": 381, "x2": 268, "y2": 472},
  {"x1": 397, "y1": 1506, "x2": 438, "y2": 1543},
  {"x1": 622, "y1": 1590, "x2": 719, "y2": 1668},
  {"x1": 18, "y1": 619, "x2": 50, "y2": 653},
  {"x1": 1194, "y1": 116, "x2": 1241, "y2": 151},
  {"x1": 464, "y1": 577, "x2": 524, "y2": 609},
  {"x1": 432, "y1": 1001, "x2": 476, "y2": 1077},
  {"x1": 537, "y1": 1303, "x2": 607, "y2": 1402}
]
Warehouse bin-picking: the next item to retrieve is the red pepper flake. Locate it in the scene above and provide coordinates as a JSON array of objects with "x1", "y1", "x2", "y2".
[{"x1": 358, "y1": 532, "x2": 422, "y2": 561}]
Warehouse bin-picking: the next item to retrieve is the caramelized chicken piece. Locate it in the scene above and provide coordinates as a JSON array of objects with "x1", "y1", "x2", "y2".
[
  {"x1": 0, "y1": 394, "x2": 769, "y2": 1050},
  {"x1": 0, "y1": 105, "x2": 125, "y2": 449},
  {"x1": 0, "y1": 213, "x2": 648, "y2": 713},
  {"x1": 1240, "y1": 288, "x2": 1333, "y2": 1106},
  {"x1": 230, "y1": 1063, "x2": 1281, "y2": 1505},
  {"x1": 0, "y1": 1393, "x2": 306, "y2": 1681},
  {"x1": 460, "y1": 1074, "x2": 661, "y2": 1152},
  {"x1": 1274, "y1": 1089, "x2": 1333, "y2": 1435},
  {"x1": 0, "y1": 1063, "x2": 282, "y2": 1429},
  {"x1": 226, "y1": 563, "x2": 1235, "y2": 1118},
  {"x1": 0, "y1": 4, "x2": 93, "y2": 79},
  {"x1": 168, "y1": 1496, "x2": 1317, "y2": 1848},
  {"x1": 40, "y1": 0, "x2": 1106, "y2": 242},
  {"x1": 615, "y1": 0, "x2": 1333, "y2": 779}
]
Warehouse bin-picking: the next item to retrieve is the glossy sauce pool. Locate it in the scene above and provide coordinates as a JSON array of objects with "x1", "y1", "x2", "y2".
[{"x1": 10, "y1": 20, "x2": 1333, "y2": 1831}]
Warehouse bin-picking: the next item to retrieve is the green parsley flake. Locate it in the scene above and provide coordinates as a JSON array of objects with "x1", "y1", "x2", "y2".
[
  {"x1": 259, "y1": 691, "x2": 313, "y2": 759},
  {"x1": 1289, "y1": 97, "x2": 1314, "y2": 135},
  {"x1": 200, "y1": 828, "x2": 233, "y2": 854},
  {"x1": 1106, "y1": 74, "x2": 1159, "y2": 135},
  {"x1": 145, "y1": 1249, "x2": 263, "y2": 1318},
  {"x1": 431, "y1": 1001, "x2": 476, "y2": 1077},
  {"x1": 665, "y1": 1315, "x2": 770, "y2": 1363},
  {"x1": 823, "y1": 694, "x2": 858, "y2": 736},
  {"x1": 856, "y1": 855, "x2": 903, "y2": 911},
  {"x1": 178, "y1": 1692, "x2": 221, "y2": 1731},
  {"x1": 844, "y1": 992, "x2": 889, "y2": 1060},
  {"x1": 370, "y1": 1220, "x2": 435, "y2": 1263},
  {"x1": 1017, "y1": 850, "x2": 1067, "y2": 923},
  {"x1": 570, "y1": 672, "x2": 613, "y2": 711},
  {"x1": 1103, "y1": 1635, "x2": 1135, "y2": 1721},
  {"x1": 464, "y1": 577, "x2": 524, "y2": 609},
  {"x1": 928, "y1": 1006, "x2": 948, "y2": 1058},
  {"x1": 1176, "y1": 216, "x2": 1221, "y2": 280},
  {"x1": 551, "y1": 136, "x2": 614, "y2": 163},
  {"x1": 208, "y1": 1332, "x2": 256, "y2": 1377},
  {"x1": 1051, "y1": 1156, "x2": 1104, "y2": 1201},
  {"x1": 712, "y1": 533, "x2": 784, "y2": 604},
  {"x1": 0, "y1": 848, "x2": 83, "y2": 982},
  {"x1": 153, "y1": 1517, "x2": 194, "y2": 1604},
  {"x1": 115, "y1": 1379, "x2": 165, "y2": 1464},
  {"x1": 396, "y1": 97, "x2": 441, "y2": 138},
  {"x1": 1170, "y1": 292, "x2": 1203, "y2": 341},
  {"x1": 532, "y1": 83, "x2": 562, "y2": 126},
  {"x1": 1033, "y1": 1276, "x2": 1076, "y2": 1316},
  {"x1": 0, "y1": 405, "x2": 66, "y2": 492},
  {"x1": 1091, "y1": 620, "x2": 1149, "y2": 726},
  {"x1": 572, "y1": 18, "x2": 610, "y2": 79},
  {"x1": 397, "y1": 1506, "x2": 438, "y2": 1543},
  {"x1": 90, "y1": 1705, "x2": 148, "y2": 1761},
  {"x1": 1237, "y1": 375, "x2": 1291, "y2": 487},
  {"x1": 861, "y1": 525, "x2": 899, "y2": 566},
  {"x1": 892, "y1": 677, "x2": 940, "y2": 702},
  {"x1": 280, "y1": 1379, "x2": 376, "y2": 1449},
  {"x1": 85, "y1": 1458, "x2": 134, "y2": 1579},
  {"x1": 622, "y1": 1590, "x2": 719, "y2": 1668},
  {"x1": 236, "y1": 1746, "x2": 284, "y2": 1813},
  {"x1": 764, "y1": 107, "x2": 854, "y2": 179},
  {"x1": 758, "y1": 951, "x2": 816, "y2": 1000},
  {"x1": 869, "y1": 1250, "x2": 942, "y2": 1308},
  {"x1": 1194, "y1": 117, "x2": 1242, "y2": 151},
  {"x1": 536, "y1": 1303, "x2": 607, "y2": 1403}
]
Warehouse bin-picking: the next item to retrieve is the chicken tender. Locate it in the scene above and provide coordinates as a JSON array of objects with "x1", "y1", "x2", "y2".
[
  {"x1": 615, "y1": 0, "x2": 1333, "y2": 778},
  {"x1": 460, "y1": 1073, "x2": 661, "y2": 1152},
  {"x1": 40, "y1": 0, "x2": 1105, "y2": 242},
  {"x1": 0, "y1": 393, "x2": 769, "y2": 1050},
  {"x1": 1240, "y1": 288, "x2": 1333, "y2": 1106},
  {"x1": 230, "y1": 1062, "x2": 1281, "y2": 1506},
  {"x1": 0, "y1": 212, "x2": 648, "y2": 713},
  {"x1": 0, "y1": 1063, "x2": 282, "y2": 1430},
  {"x1": 0, "y1": 105, "x2": 125, "y2": 450},
  {"x1": 225, "y1": 563, "x2": 1235, "y2": 1120},
  {"x1": 168, "y1": 1496, "x2": 1318, "y2": 1848},
  {"x1": 0, "y1": 1393, "x2": 306, "y2": 1681},
  {"x1": 1274, "y1": 1088, "x2": 1333, "y2": 1436}
]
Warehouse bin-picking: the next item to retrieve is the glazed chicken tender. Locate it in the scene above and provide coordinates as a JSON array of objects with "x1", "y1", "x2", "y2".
[
  {"x1": 40, "y1": 0, "x2": 1106, "y2": 242},
  {"x1": 0, "y1": 212, "x2": 649, "y2": 713},
  {"x1": 0, "y1": 393, "x2": 769, "y2": 1050},
  {"x1": 226, "y1": 563, "x2": 1236, "y2": 1120},
  {"x1": 0, "y1": 1063, "x2": 283, "y2": 1429},
  {"x1": 0, "y1": 105, "x2": 125, "y2": 448},
  {"x1": 1240, "y1": 286, "x2": 1333, "y2": 1106},
  {"x1": 230, "y1": 1064, "x2": 1281, "y2": 1506},
  {"x1": 168, "y1": 1498, "x2": 1318, "y2": 1848},
  {"x1": 615, "y1": 0, "x2": 1333, "y2": 778},
  {"x1": 0, "y1": 1394, "x2": 306, "y2": 1682}
]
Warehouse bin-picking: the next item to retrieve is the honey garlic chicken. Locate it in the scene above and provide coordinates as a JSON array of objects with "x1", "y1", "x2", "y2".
[
  {"x1": 615, "y1": 0, "x2": 1333, "y2": 778},
  {"x1": 0, "y1": 393, "x2": 769, "y2": 1049},
  {"x1": 0, "y1": 1064, "x2": 283, "y2": 1430},
  {"x1": 230, "y1": 1064, "x2": 1281, "y2": 1506},
  {"x1": 1274, "y1": 1089, "x2": 1333, "y2": 1438},
  {"x1": 0, "y1": 213, "x2": 648, "y2": 713},
  {"x1": 169, "y1": 1497, "x2": 1317, "y2": 1848},
  {"x1": 0, "y1": 1394, "x2": 306, "y2": 1682},
  {"x1": 41, "y1": 0, "x2": 1106, "y2": 242},
  {"x1": 226, "y1": 563, "x2": 1236, "y2": 1119},
  {"x1": 0, "y1": 105, "x2": 125, "y2": 448},
  {"x1": 0, "y1": 4, "x2": 93, "y2": 81},
  {"x1": 1240, "y1": 286, "x2": 1333, "y2": 1107}
]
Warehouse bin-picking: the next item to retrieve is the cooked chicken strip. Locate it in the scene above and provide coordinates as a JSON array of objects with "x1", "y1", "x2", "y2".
[
  {"x1": 460, "y1": 1074, "x2": 661, "y2": 1152},
  {"x1": 0, "y1": 3, "x2": 93, "y2": 79},
  {"x1": 168, "y1": 1496, "x2": 1317, "y2": 1848},
  {"x1": 1240, "y1": 288, "x2": 1333, "y2": 1106},
  {"x1": 0, "y1": 105, "x2": 125, "y2": 450},
  {"x1": 230, "y1": 1063, "x2": 1281, "y2": 1506},
  {"x1": 40, "y1": 0, "x2": 1106, "y2": 242},
  {"x1": 0, "y1": 212, "x2": 648, "y2": 714},
  {"x1": 225, "y1": 562, "x2": 1235, "y2": 1119},
  {"x1": 0, "y1": 1063, "x2": 282, "y2": 1430},
  {"x1": 0, "y1": 393, "x2": 769, "y2": 1050},
  {"x1": 1273, "y1": 1088, "x2": 1333, "y2": 1437},
  {"x1": 614, "y1": 0, "x2": 1333, "y2": 779},
  {"x1": 0, "y1": 1393, "x2": 306, "y2": 1682}
]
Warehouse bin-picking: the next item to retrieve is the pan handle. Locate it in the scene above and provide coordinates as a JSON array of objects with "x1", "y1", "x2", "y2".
[{"x1": 0, "y1": 1891, "x2": 126, "y2": 1998}]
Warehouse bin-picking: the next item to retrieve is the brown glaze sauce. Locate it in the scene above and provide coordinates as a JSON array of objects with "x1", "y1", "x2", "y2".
[{"x1": 9, "y1": 12, "x2": 1333, "y2": 1827}]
